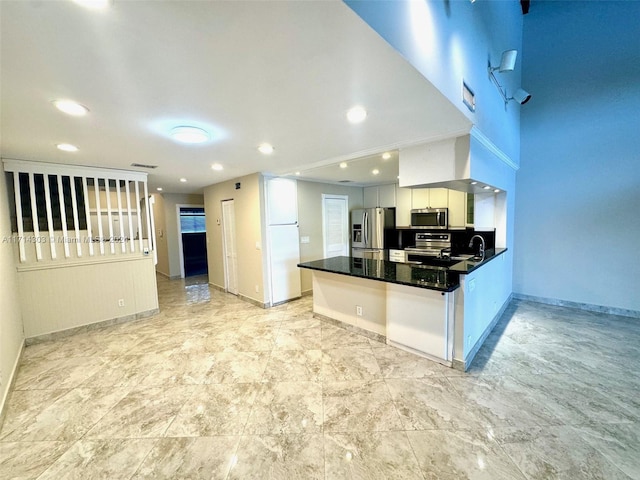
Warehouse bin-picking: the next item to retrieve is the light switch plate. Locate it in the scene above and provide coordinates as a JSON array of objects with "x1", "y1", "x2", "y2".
[{"x1": 300, "y1": 236, "x2": 310, "y2": 244}]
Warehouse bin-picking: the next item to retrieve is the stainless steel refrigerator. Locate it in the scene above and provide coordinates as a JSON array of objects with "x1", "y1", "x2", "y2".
[{"x1": 351, "y1": 207, "x2": 395, "y2": 260}]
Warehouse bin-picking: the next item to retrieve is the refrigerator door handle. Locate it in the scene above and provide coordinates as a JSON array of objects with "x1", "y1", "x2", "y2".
[{"x1": 364, "y1": 211, "x2": 368, "y2": 246}]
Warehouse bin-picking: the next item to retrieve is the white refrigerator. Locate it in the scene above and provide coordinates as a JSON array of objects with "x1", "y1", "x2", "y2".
[{"x1": 266, "y1": 177, "x2": 301, "y2": 305}]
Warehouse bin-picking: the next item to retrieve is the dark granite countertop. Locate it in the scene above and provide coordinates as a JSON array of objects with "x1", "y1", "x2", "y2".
[{"x1": 297, "y1": 248, "x2": 507, "y2": 293}]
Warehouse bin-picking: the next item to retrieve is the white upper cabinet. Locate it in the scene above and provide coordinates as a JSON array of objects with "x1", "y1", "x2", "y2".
[
  {"x1": 429, "y1": 188, "x2": 448, "y2": 208},
  {"x1": 395, "y1": 185, "x2": 412, "y2": 227},
  {"x1": 448, "y1": 190, "x2": 466, "y2": 228},
  {"x1": 411, "y1": 189, "x2": 429, "y2": 209}
]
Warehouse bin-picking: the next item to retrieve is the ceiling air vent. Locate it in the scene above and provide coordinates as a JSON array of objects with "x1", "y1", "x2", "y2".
[
  {"x1": 339, "y1": 180, "x2": 352, "y2": 183},
  {"x1": 130, "y1": 163, "x2": 158, "y2": 169}
]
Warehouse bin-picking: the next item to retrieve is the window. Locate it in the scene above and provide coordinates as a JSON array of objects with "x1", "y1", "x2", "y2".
[{"x1": 180, "y1": 208, "x2": 206, "y2": 233}]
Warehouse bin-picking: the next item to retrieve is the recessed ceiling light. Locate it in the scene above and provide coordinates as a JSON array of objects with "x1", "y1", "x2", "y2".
[
  {"x1": 156, "y1": 187, "x2": 163, "y2": 192},
  {"x1": 470, "y1": 181, "x2": 478, "y2": 185},
  {"x1": 372, "y1": 169, "x2": 380, "y2": 175},
  {"x1": 211, "y1": 163, "x2": 223, "y2": 171},
  {"x1": 483, "y1": 185, "x2": 491, "y2": 190},
  {"x1": 72, "y1": 0, "x2": 110, "y2": 10},
  {"x1": 382, "y1": 152, "x2": 391, "y2": 160},
  {"x1": 339, "y1": 162, "x2": 348, "y2": 169},
  {"x1": 295, "y1": 171, "x2": 301, "y2": 176},
  {"x1": 170, "y1": 126, "x2": 210, "y2": 144},
  {"x1": 347, "y1": 106, "x2": 367, "y2": 124},
  {"x1": 258, "y1": 143, "x2": 274, "y2": 155},
  {"x1": 57, "y1": 143, "x2": 78, "y2": 152},
  {"x1": 53, "y1": 100, "x2": 89, "y2": 116},
  {"x1": 180, "y1": 178, "x2": 187, "y2": 183},
  {"x1": 494, "y1": 189, "x2": 501, "y2": 193}
]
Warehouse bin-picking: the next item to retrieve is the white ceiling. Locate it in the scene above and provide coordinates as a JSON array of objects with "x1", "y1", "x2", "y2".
[{"x1": 0, "y1": 1, "x2": 471, "y2": 194}]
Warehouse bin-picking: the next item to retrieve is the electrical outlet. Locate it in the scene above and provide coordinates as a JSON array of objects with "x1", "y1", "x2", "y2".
[
  {"x1": 255, "y1": 285, "x2": 259, "y2": 293},
  {"x1": 356, "y1": 305, "x2": 363, "y2": 316},
  {"x1": 118, "y1": 299, "x2": 125, "y2": 307}
]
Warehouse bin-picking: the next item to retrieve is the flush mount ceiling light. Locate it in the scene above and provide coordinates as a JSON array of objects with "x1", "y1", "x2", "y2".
[
  {"x1": 258, "y1": 143, "x2": 274, "y2": 155},
  {"x1": 346, "y1": 106, "x2": 367, "y2": 124},
  {"x1": 339, "y1": 162, "x2": 348, "y2": 169},
  {"x1": 488, "y1": 50, "x2": 532, "y2": 106},
  {"x1": 211, "y1": 163, "x2": 223, "y2": 171},
  {"x1": 179, "y1": 178, "x2": 187, "y2": 183},
  {"x1": 170, "y1": 126, "x2": 210, "y2": 144},
  {"x1": 382, "y1": 152, "x2": 391, "y2": 160},
  {"x1": 372, "y1": 168, "x2": 380, "y2": 175},
  {"x1": 72, "y1": 0, "x2": 110, "y2": 10},
  {"x1": 53, "y1": 100, "x2": 89, "y2": 116},
  {"x1": 57, "y1": 143, "x2": 78, "y2": 152}
]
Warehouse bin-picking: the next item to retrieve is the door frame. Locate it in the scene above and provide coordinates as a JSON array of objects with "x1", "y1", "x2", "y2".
[
  {"x1": 176, "y1": 203, "x2": 205, "y2": 279},
  {"x1": 321, "y1": 194, "x2": 349, "y2": 258},
  {"x1": 221, "y1": 199, "x2": 238, "y2": 295}
]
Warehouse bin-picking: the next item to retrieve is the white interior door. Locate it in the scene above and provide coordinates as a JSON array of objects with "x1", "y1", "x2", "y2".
[
  {"x1": 268, "y1": 224, "x2": 301, "y2": 304},
  {"x1": 221, "y1": 199, "x2": 238, "y2": 295},
  {"x1": 322, "y1": 194, "x2": 349, "y2": 257}
]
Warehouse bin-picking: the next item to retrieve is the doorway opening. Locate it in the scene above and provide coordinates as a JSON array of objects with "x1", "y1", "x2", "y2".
[{"x1": 177, "y1": 206, "x2": 208, "y2": 278}]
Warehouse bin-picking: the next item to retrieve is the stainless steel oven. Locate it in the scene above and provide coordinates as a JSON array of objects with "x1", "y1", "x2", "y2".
[{"x1": 410, "y1": 208, "x2": 448, "y2": 229}]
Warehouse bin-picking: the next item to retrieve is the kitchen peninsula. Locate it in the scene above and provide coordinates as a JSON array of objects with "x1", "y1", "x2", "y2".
[{"x1": 298, "y1": 248, "x2": 507, "y2": 369}]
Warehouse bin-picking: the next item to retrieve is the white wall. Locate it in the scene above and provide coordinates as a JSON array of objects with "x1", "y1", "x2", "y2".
[
  {"x1": 0, "y1": 173, "x2": 24, "y2": 417},
  {"x1": 345, "y1": 0, "x2": 524, "y2": 163},
  {"x1": 515, "y1": 1, "x2": 640, "y2": 314}
]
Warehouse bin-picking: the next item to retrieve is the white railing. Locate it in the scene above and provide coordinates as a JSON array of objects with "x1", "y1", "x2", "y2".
[{"x1": 3, "y1": 159, "x2": 156, "y2": 265}]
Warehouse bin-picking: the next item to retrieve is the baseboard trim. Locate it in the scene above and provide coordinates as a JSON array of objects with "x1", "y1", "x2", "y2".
[
  {"x1": 238, "y1": 294, "x2": 268, "y2": 309},
  {"x1": 455, "y1": 293, "x2": 513, "y2": 372},
  {"x1": 0, "y1": 339, "x2": 25, "y2": 430},
  {"x1": 25, "y1": 308, "x2": 160, "y2": 345},
  {"x1": 313, "y1": 312, "x2": 386, "y2": 345},
  {"x1": 513, "y1": 293, "x2": 640, "y2": 319}
]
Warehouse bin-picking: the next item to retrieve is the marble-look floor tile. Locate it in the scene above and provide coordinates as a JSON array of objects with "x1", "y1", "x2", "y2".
[
  {"x1": 36, "y1": 438, "x2": 157, "y2": 480},
  {"x1": 13, "y1": 356, "x2": 107, "y2": 390},
  {"x1": 0, "y1": 389, "x2": 70, "y2": 440},
  {"x1": 407, "y1": 429, "x2": 527, "y2": 480},
  {"x1": 446, "y1": 374, "x2": 561, "y2": 428},
  {"x1": 225, "y1": 325, "x2": 280, "y2": 352},
  {"x1": 82, "y1": 353, "x2": 168, "y2": 387},
  {"x1": 244, "y1": 381, "x2": 323, "y2": 435},
  {"x1": 203, "y1": 351, "x2": 270, "y2": 384},
  {"x1": 372, "y1": 344, "x2": 450, "y2": 378},
  {"x1": 493, "y1": 425, "x2": 634, "y2": 480},
  {"x1": 139, "y1": 352, "x2": 216, "y2": 386},
  {"x1": 0, "y1": 387, "x2": 130, "y2": 442},
  {"x1": 263, "y1": 349, "x2": 322, "y2": 382},
  {"x1": 279, "y1": 312, "x2": 321, "y2": 330},
  {"x1": 130, "y1": 436, "x2": 241, "y2": 480},
  {"x1": 386, "y1": 377, "x2": 487, "y2": 431},
  {"x1": 321, "y1": 347, "x2": 381, "y2": 382},
  {"x1": 0, "y1": 441, "x2": 71, "y2": 480},
  {"x1": 85, "y1": 385, "x2": 195, "y2": 439},
  {"x1": 577, "y1": 422, "x2": 640, "y2": 479},
  {"x1": 275, "y1": 326, "x2": 322, "y2": 350},
  {"x1": 513, "y1": 374, "x2": 640, "y2": 426},
  {"x1": 323, "y1": 380, "x2": 403, "y2": 433},
  {"x1": 228, "y1": 434, "x2": 324, "y2": 480},
  {"x1": 324, "y1": 431, "x2": 423, "y2": 479},
  {"x1": 165, "y1": 383, "x2": 259, "y2": 436},
  {"x1": 321, "y1": 324, "x2": 371, "y2": 349}
]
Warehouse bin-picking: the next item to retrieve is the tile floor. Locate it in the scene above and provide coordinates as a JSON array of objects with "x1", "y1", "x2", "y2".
[{"x1": 1, "y1": 275, "x2": 639, "y2": 479}]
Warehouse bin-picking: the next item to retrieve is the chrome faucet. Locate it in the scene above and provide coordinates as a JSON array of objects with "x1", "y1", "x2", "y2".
[{"x1": 469, "y1": 235, "x2": 485, "y2": 258}]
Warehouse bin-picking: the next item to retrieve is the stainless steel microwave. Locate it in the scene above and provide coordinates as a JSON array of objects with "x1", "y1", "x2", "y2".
[{"x1": 410, "y1": 208, "x2": 448, "y2": 229}]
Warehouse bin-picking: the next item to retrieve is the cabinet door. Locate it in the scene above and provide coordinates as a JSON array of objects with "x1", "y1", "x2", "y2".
[
  {"x1": 378, "y1": 184, "x2": 396, "y2": 208},
  {"x1": 363, "y1": 186, "x2": 378, "y2": 208},
  {"x1": 448, "y1": 190, "x2": 466, "y2": 228},
  {"x1": 395, "y1": 185, "x2": 412, "y2": 227},
  {"x1": 411, "y1": 188, "x2": 429, "y2": 210},
  {"x1": 429, "y1": 188, "x2": 448, "y2": 208}
]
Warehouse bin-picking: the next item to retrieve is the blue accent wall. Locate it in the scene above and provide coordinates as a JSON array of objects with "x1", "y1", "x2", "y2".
[{"x1": 515, "y1": 1, "x2": 640, "y2": 312}]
